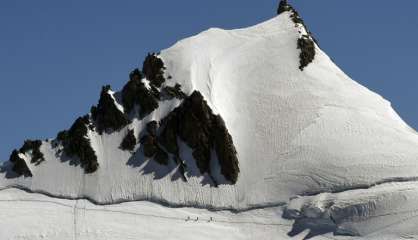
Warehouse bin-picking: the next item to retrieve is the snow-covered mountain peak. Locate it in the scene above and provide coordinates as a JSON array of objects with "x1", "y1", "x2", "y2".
[{"x1": 1, "y1": 2, "x2": 417, "y2": 215}]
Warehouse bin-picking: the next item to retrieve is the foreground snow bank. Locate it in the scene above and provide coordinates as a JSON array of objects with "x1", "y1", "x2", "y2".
[
  {"x1": 0, "y1": 188, "x2": 292, "y2": 240},
  {"x1": 285, "y1": 181, "x2": 418, "y2": 237},
  {"x1": 2, "y1": 187, "x2": 418, "y2": 240}
]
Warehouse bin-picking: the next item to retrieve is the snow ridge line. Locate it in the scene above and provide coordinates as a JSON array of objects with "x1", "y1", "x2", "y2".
[
  {"x1": 0, "y1": 185, "x2": 286, "y2": 213},
  {"x1": 301, "y1": 176, "x2": 418, "y2": 196}
]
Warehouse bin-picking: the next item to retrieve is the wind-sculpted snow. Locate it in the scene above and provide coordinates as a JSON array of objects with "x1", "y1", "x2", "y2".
[{"x1": 284, "y1": 181, "x2": 418, "y2": 238}]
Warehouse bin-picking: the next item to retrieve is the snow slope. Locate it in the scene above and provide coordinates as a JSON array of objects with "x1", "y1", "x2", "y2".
[
  {"x1": 1, "y1": 7, "x2": 418, "y2": 239},
  {"x1": 2, "y1": 10, "x2": 418, "y2": 210}
]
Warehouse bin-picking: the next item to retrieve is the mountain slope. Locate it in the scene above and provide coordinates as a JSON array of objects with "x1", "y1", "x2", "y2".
[{"x1": 1, "y1": 1, "x2": 418, "y2": 217}]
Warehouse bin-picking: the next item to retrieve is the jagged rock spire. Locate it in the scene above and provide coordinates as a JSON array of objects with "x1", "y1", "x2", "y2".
[
  {"x1": 276, "y1": 0, "x2": 318, "y2": 70},
  {"x1": 277, "y1": 0, "x2": 291, "y2": 15}
]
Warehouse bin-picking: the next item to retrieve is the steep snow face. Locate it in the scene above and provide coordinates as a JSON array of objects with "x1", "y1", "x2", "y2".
[
  {"x1": 1, "y1": 11, "x2": 418, "y2": 210},
  {"x1": 159, "y1": 11, "x2": 418, "y2": 205}
]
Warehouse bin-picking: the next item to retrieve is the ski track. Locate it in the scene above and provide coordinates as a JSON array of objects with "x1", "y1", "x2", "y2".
[
  {"x1": 73, "y1": 199, "x2": 77, "y2": 240},
  {"x1": 3, "y1": 181, "x2": 418, "y2": 239},
  {"x1": 0, "y1": 201, "x2": 286, "y2": 227},
  {"x1": 0, "y1": 192, "x2": 288, "y2": 227}
]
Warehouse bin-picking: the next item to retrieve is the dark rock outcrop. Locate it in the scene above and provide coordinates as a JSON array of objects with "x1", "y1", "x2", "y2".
[
  {"x1": 162, "y1": 84, "x2": 186, "y2": 100},
  {"x1": 158, "y1": 91, "x2": 240, "y2": 184},
  {"x1": 277, "y1": 0, "x2": 308, "y2": 30},
  {"x1": 143, "y1": 53, "x2": 166, "y2": 88},
  {"x1": 146, "y1": 121, "x2": 158, "y2": 136},
  {"x1": 19, "y1": 139, "x2": 44, "y2": 165},
  {"x1": 120, "y1": 129, "x2": 137, "y2": 152},
  {"x1": 297, "y1": 35, "x2": 316, "y2": 71},
  {"x1": 158, "y1": 114, "x2": 179, "y2": 155},
  {"x1": 277, "y1": 0, "x2": 318, "y2": 70},
  {"x1": 150, "y1": 85, "x2": 161, "y2": 100},
  {"x1": 121, "y1": 69, "x2": 159, "y2": 118},
  {"x1": 141, "y1": 135, "x2": 159, "y2": 158},
  {"x1": 9, "y1": 150, "x2": 32, "y2": 177},
  {"x1": 57, "y1": 115, "x2": 98, "y2": 173},
  {"x1": 154, "y1": 147, "x2": 169, "y2": 165},
  {"x1": 140, "y1": 121, "x2": 169, "y2": 166},
  {"x1": 92, "y1": 85, "x2": 130, "y2": 134},
  {"x1": 212, "y1": 116, "x2": 239, "y2": 183},
  {"x1": 6, "y1": 51, "x2": 239, "y2": 185},
  {"x1": 8, "y1": 139, "x2": 44, "y2": 176},
  {"x1": 277, "y1": 0, "x2": 291, "y2": 14}
]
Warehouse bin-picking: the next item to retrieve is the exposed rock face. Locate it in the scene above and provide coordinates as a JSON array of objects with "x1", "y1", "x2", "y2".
[
  {"x1": 158, "y1": 91, "x2": 240, "y2": 184},
  {"x1": 297, "y1": 35, "x2": 316, "y2": 71},
  {"x1": 7, "y1": 139, "x2": 44, "y2": 177},
  {"x1": 143, "y1": 53, "x2": 166, "y2": 88},
  {"x1": 146, "y1": 121, "x2": 158, "y2": 136},
  {"x1": 9, "y1": 150, "x2": 32, "y2": 177},
  {"x1": 277, "y1": 0, "x2": 309, "y2": 31},
  {"x1": 162, "y1": 84, "x2": 186, "y2": 100},
  {"x1": 7, "y1": 138, "x2": 45, "y2": 178},
  {"x1": 7, "y1": 53, "x2": 239, "y2": 184},
  {"x1": 57, "y1": 115, "x2": 98, "y2": 174},
  {"x1": 120, "y1": 129, "x2": 137, "y2": 152},
  {"x1": 121, "y1": 69, "x2": 159, "y2": 118},
  {"x1": 141, "y1": 135, "x2": 159, "y2": 158},
  {"x1": 154, "y1": 147, "x2": 169, "y2": 165},
  {"x1": 141, "y1": 121, "x2": 169, "y2": 165},
  {"x1": 211, "y1": 116, "x2": 239, "y2": 183},
  {"x1": 91, "y1": 85, "x2": 130, "y2": 134},
  {"x1": 19, "y1": 139, "x2": 44, "y2": 165},
  {"x1": 158, "y1": 115, "x2": 179, "y2": 155},
  {"x1": 277, "y1": 0, "x2": 291, "y2": 14},
  {"x1": 277, "y1": 0, "x2": 317, "y2": 70}
]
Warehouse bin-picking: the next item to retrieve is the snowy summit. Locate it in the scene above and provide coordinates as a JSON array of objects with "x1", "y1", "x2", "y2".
[{"x1": 1, "y1": 1, "x2": 418, "y2": 239}]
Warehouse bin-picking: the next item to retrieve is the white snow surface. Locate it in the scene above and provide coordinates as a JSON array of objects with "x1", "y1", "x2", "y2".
[
  {"x1": 1, "y1": 187, "x2": 418, "y2": 240},
  {"x1": 1, "y1": 12, "x2": 418, "y2": 238}
]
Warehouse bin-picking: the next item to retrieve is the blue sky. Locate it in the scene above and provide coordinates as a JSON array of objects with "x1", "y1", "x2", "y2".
[{"x1": 0, "y1": 0, "x2": 417, "y2": 161}]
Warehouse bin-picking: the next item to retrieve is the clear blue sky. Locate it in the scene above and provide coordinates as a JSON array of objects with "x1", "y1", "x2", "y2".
[{"x1": 0, "y1": 0, "x2": 417, "y2": 161}]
